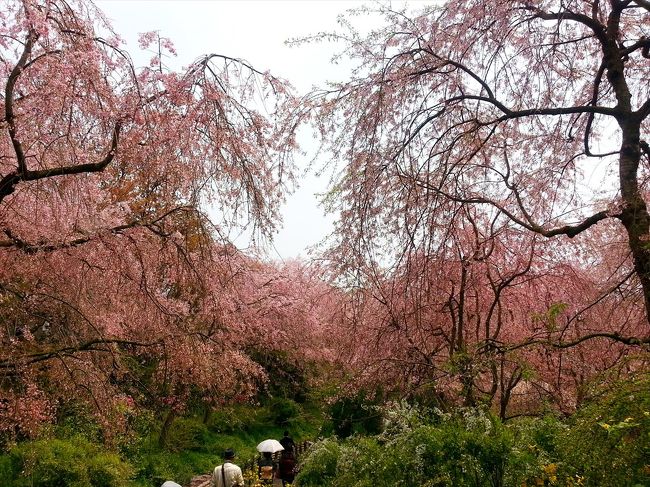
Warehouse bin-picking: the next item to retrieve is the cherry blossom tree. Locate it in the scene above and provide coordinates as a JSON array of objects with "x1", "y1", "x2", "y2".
[
  {"x1": 327, "y1": 212, "x2": 647, "y2": 416},
  {"x1": 0, "y1": 0, "x2": 309, "y2": 440},
  {"x1": 307, "y1": 0, "x2": 650, "y2": 331},
  {"x1": 0, "y1": 222, "x2": 340, "y2": 441},
  {"x1": 1, "y1": 0, "x2": 298, "y2": 242}
]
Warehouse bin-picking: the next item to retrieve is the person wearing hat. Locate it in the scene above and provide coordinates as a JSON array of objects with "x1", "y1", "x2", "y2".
[{"x1": 210, "y1": 448, "x2": 244, "y2": 487}]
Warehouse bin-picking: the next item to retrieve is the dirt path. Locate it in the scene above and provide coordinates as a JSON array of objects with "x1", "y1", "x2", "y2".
[{"x1": 188, "y1": 473, "x2": 286, "y2": 486}]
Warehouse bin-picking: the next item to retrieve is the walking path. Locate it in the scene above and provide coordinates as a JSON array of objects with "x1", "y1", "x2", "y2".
[
  {"x1": 188, "y1": 471, "x2": 285, "y2": 486},
  {"x1": 188, "y1": 440, "x2": 312, "y2": 487}
]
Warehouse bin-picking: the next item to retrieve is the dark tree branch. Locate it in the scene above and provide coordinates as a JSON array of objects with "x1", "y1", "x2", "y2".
[
  {"x1": 493, "y1": 103, "x2": 619, "y2": 120},
  {"x1": 621, "y1": 37, "x2": 650, "y2": 57},
  {"x1": 5, "y1": 29, "x2": 38, "y2": 175},
  {"x1": 0, "y1": 205, "x2": 196, "y2": 253},
  {"x1": 416, "y1": 179, "x2": 611, "y2": 238},
  {"x1": 24, "y1": 122, "x2": 121, "y2": 181},
  {"x1": 502, "y1": 332, "x2": 650, "y2": 353},
  {"x1": 0, "y1": 338, "x2": 162, "y2": 369},
  {"x1": 638, "y1": 98, "x2": 650, "y2": 120},
  {"x1": 521, "y1": 4, "x2": 609, "y2": 46},
  {"x1": 0, "y1": 122, "x2": 121, "y2": 203},
  {"x1": 409, "y1": 56, "x2": 618, "y2": 119},
  {"x1": 583, "y1": 61, "x2": 621, "y2": 157}
]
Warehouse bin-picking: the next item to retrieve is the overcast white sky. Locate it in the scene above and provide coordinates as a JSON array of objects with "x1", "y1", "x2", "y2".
[{"x1": 95, "y1": 0, "x2": 406, "y2": 260}]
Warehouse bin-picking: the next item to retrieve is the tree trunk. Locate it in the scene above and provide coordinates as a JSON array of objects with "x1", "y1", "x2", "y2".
[
  {"x1": 618, "y1": 120, "x2": 650, "y2": 323},
  {"x1": 202, "y1": 405, "x2": 211, "y2": 425},
  {"x1": 159, "y1": 408, "x2": 177, "y2": 449}
]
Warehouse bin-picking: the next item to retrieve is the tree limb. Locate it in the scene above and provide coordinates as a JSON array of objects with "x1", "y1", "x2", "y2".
[
  {"x1": 0, "y1": 121, "x2": 121, "y2": 203},
  {"x1": 0, "y1": 338, "x2": 162, "y2": 369},
  {"x1": 502, "y1": 332, "x2": 650, "y2": 353},
  {"x1": 415, "y1": 179, "x2": 611, "y2": 238},
  {"x1": 5, "y1": 28, "x2": 38, "y2": 175}
]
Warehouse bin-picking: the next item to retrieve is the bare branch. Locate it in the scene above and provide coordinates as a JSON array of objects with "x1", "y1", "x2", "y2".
[
  {"x1": 521, "y1": 4, "x2": 609, "y2": 46},
  {"x1": 502, "y1": 332, "x2": 650, "y2": 353},
  {"x1": 0, "y1": 122, "x2": 121, "y2": 203},
  {"x1": 5, "y1": 29, "x2": 38, "y2": 175},
  {"x1": 0, "y1": 338, "x2": 162, "y2": 369},
  {"x1": 416, "y1": 179, "x2": 611, "y2": 238}
]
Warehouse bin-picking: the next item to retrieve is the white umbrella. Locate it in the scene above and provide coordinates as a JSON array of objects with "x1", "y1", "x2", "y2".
[{"x1": 256, "y1": 439, "x2": 285, "y2": 453}]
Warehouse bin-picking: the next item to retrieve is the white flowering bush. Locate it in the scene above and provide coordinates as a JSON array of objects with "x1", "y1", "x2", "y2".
[{"x1": 297, "y1": 404, "x2": 545, "y2": 486}]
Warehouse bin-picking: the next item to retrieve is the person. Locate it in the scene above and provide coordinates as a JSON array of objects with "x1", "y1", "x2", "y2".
[
  {"x1": 161, "y1": 482, "x2": 182, "y2": 487},
  {"x1": 257, "y1": 451, "x2": 275, "y2": 485},
  {"x1": 279, "y1": 430, "x2": 295, "y2": 453},
  {"x1": 277, "y1": 449, "x2": 297, "y2": 486},
  {"x1": 210, "y1": 448, "x2": 244, "y2": 487}
]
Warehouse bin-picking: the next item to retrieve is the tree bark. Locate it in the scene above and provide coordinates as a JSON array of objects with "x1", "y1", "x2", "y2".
[
  {"x1": 617, "y1": 119, "x2": 650, "y2": 322},
  {"x1": 159, "y1": 408, "x2": 177, "y2": 449},
  {"x1": 202, "y1": 405, "x2": 211, "y2": 425}
]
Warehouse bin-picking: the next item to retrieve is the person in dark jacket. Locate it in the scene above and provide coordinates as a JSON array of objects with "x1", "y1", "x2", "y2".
[
  {"x1": 277, "y1": 449, "x2": 296, "y2": 486},
  {"x1": 279, "y1": 430, "x2": 295, "y2": 452}
]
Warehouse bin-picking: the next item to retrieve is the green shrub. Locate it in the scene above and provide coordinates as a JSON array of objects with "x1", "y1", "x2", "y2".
[
  {"x1": 505, "y1": 415, "x2": 564, "y2": 486},
  {"x1": 400, "y1": 409, "x2": 516, "y2": 487},
  {"x1": 326, "y1": 390, "x2": 383, "y2": 439},
  {"x1": 207, "y1": 408, "x2": 246, "y2": 434},
  {"x1": 166, "y1": 417, "x2": 209, "y2": 452},
  {"x1": 299, "y1": 405, "x2": 542, "y2": 487},
  {"x1": 295, "y1": 438, "x2": 342, "y2": 486},
  {"x1": 9, "y1": 437, "x2": 133, "y2": 487},
  {"x1": 54, "y1": 402, "x2": 102, "y2": 443},
  {"x1": 86, "y1": 452, "x2": 134, "y2": 487},
  {"x1": 298, "y1": 380, "x2": 650, "y2": 487},
  {"x1": 134, "y1": 450, "x2": 201, "y2": 486},
  {"x1": 557, "y1": 373, "x2": 650, "y2": 486},
  {"x1": 270, "y1": 398, "x2": 300, "y2": 426},
  {"x1": 0, "y1": 454, "x2": 16, "y2": 486}
]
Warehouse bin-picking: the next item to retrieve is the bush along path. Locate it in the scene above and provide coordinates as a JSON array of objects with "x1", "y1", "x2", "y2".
[{"x1": 189, "y1": 441, "x2": 312, "y2": 487}]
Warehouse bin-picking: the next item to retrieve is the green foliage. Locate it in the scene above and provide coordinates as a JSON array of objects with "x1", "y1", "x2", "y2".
[
  {"x1": 270, "y1": 397, "x2": 301, "y2": 426},
  {"x1": 325, "y1": 390, "x2": 384, "y2": 439},
  {"x1": 86, "y1": 452, "x2": 134, "y2": 487},
  {"x1": 128, "y1": 400, "x2": 322, "y2": 486},
  {"x1": 207, "y1": 407, "x2": 249, "y2": 434},
  {"x1": 300, "y1": 405, "x2": 524, "y2": 487},
  {"x1": 0, "y1": 454, "x2": 16, "y2": 486},
  {"x1": 555, "y1": 373, "x2": 650, "y2": 486},
  {"x1": 299, "y1": 379, "x2": 650, "y2": 487},
  {"x1": 134, "y1": 450, "x2": 214, "y2": 487},
  {"x1": 7, "y1": 437, "x2": 133, "y2": 487},
  {"x1": 0, "y1": 397, "x2": 324, "y2": 487},
  {"x1": 53, "y1": 402, "x2": 103, "y2": 443},
  {"x1": 166, "y1": 418, "x2": 209, "y2": 452},
  {"x1": 115, "y1": 409, "x2": 157, "y2": 460},
  {"x1": 294, "y1": 438, "x2": 342, "y2": 486},
  {"x1": 505, "y1": 415, "x2": 566, "y2": 484},
  {"x1": 4, "y1": 373, "x2": 649, "y2": 487},
  {"x1": 531, "y1": 302, "x2": 568, "y2": 332}
]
